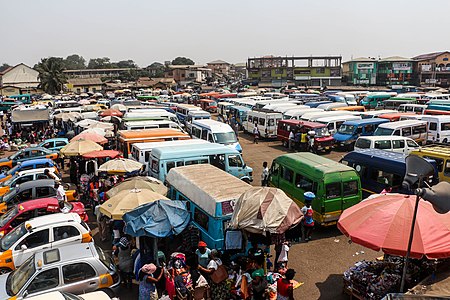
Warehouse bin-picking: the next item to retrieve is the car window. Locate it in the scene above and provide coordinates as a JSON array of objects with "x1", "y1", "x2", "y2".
[
  {"x1": 15, "y1": 175, "x2": 33, "y2": 185},
  {"x1": 10, "y1": 210, "x2": 34, "y2": 228},
  {"x1": 402, "y1": 127, "x2": 412, "y2": 136},
  {"x1": 18, "y1": 189, "x2": 32, "y2": 203},
  {"x1": 374, "y1": 140, "x2": 391, "y2": 150},
  {"x1": 36, "y1": 187, "x2": 51, "y2": 198},
  {"x1": 17, "y1": 229, "x2": 49, "y2": 250},
  {"x1": 228, "y1": 155, "x2": 243, "y2": 167},
  {"x1": 55, "y1": 141, "x2": 66, "y2": 147},
  {"x1": 62, "y1": 263, "x2": 96, "y2": 284},
  {"x1": 282, "y1": 167, "x2": 294, "y2": 183},
  {"x1": 407, "y1": 140, "x2": 418, "y2": 147},
  {"x1": 27, "y1": 268, "x2": 59, "y2": 294},
  {"x1": 393, "y1": 140, "x2": 405, "y2": 149},
  {"x1": 343, "y1": 181, "x2": 358, "y2": 196},
  {"x1": 53, "y1": 225, "x2": 80, "y2": 241},
  {"x1": 326, "y1": 183, "x2": 341, "y2": 199}
]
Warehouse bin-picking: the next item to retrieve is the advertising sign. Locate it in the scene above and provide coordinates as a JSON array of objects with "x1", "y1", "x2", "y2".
[
  {"x1": 357, "y1": 63, "x2": 374, "y2": 70},
  {"x1": 393, "y1": 63, "x2": 411, "y2": 71}
]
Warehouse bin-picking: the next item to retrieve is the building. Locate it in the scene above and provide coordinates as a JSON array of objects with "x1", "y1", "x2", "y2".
[
  {"x1": 206, "y1": 60, "x2": 231, "y2": 76},
  {"x1": 165, "y1": 65, "x2": 212, "y2": 86},
  {"x1": 342, "y1": 57, "x2": 378, "y2": 86},
  {"x1": 66, "y1": 78, "x2": 104, "y2": 94},
  {"x1": 413, "y1": 51, "x2": 450, "y2": 87},
  {"x1": 377, "y1": 56, "x2": 414, "y2": 86},
  {"x1": 63, "y1": 68, "x2": 136, "y2": 79},
  {"x1": 0, "y1": 63, "x2": 41, "y2": 96},
  {"x1": 230, "y1": 63, "x2": 247, "y2": 79},
  {"x1": 246, "y1": 55, "x2": 342, "y2": 87}
]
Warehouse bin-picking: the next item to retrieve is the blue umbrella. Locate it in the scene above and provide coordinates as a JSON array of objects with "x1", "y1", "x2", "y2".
[{"x1": 123, "y1": 200, "x2": 190, "y2": 238}]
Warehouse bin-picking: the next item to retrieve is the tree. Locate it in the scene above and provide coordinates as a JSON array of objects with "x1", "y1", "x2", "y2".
[
  {"x1": 0, "y1": 63, "x2": 11, "y2": 73},
  {"x1": 64, "y1": 54, "x2": 86, "y2": 70},
  {"x1": 147, "y1": 62, "x2": 166, "y2": 77},
  {"x1": 171, "y1": 57, "x2": 195, "y2": 66},
  {"x1": 116, "y1": 60, "x2": 137, "y2": 69},
  {"x1": 34, "y1": 57, "x2": 67, "y2": 94},
  {"x1": 87, "y1": 57, "x2": 113, "y2": 69}
]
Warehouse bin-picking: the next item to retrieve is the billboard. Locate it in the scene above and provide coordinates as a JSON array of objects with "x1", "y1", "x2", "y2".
[
  {"x1": 393, "y1": 62, "x2": 411, "y2": 71},
  {"x1": 356, "y1": 63, "x2": 374, "y2": 70}
]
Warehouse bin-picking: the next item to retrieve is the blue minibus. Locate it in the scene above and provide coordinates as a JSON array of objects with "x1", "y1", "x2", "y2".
[
  {"x1": 229, "y1": 105, "x2": 251, "y2": 129},
  {"x1": 304, "y1": 101, "x2": 332, "y2": 108},
  {"x1": 333, "y1": 118, "x2": 389, "y2": 149}
]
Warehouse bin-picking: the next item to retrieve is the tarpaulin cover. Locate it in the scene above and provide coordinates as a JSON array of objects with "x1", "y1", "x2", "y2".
[
  {"x1": 123, "y1": 200, "x2": 190, "y2": 238},
  {"x1": 12, "y1": 108, "x2": 49, "y2": 123},
  {"x1": 230, "y1": 187, "x2": 303, "y2": 234},
  {"x1": 338, "y1": 194, "x2": 450, "y2": 259}
]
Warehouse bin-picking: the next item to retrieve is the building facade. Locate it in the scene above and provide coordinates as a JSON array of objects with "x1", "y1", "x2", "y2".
[
  {"x1": 342, "y1": 58, "x2": 378, "y2": 86},
  {"x1": 206, "y1": 60, "x2": 231, "y2": 76},
  {"x1": 413, "y1": 51, "x2": 450, "y2": 87},
  {"x1": 66, "y1": 78, "x2": 104, "y2": 94},
  {"x1": 246, "y1": 55, "x2": 342, "y2": 87},
  {"x1": 63, "y1": 68, "x2": 135, "y2": 79},
  {"x1": 165, "y1": 65, "x2": 212, "y2": 86},
  {"x1": 377, "y1": 56, "x2": 414, "y2": 86},
  {"x1": 0, "y1": 63, "x2": 41, "y2": 96}
]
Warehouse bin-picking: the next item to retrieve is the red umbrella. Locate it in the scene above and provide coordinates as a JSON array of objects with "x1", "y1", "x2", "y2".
[
  {"x1": 82, "y1": 150, "x2": 121, "y2": 159},
  {"x1": 100, "y1": 109, "x2": 123, "y2": 117},
  {"x1": 71, "y1": 132, "x2": 108, "y2": 144},
  {"x1": 338, "y1": 194, "x2": 450, "y2": 259}
]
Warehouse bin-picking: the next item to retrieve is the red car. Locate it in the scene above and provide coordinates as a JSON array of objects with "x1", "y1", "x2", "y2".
[{"x1": 0, "y1": 197, "x2": 88, "y2": 236}]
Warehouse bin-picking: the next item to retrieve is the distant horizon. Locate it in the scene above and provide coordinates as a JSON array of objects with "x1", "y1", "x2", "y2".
[{"x1": 2, "y1": 0, "x2": 449, "y2": 67}]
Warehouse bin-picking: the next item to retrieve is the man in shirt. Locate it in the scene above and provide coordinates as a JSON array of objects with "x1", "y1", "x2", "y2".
[
  {"x1": 288, "y1": 129, "x2": 295, "y2": 151},
  {"x1": 54, "y1": 181, "x2": 66, "y2": 208},
  {"x1": 261, "y1": 161, "x2": 269, "y2": 186},
  {"x1": 195, "y1": 241, "x2": 211, "y2": 268}
]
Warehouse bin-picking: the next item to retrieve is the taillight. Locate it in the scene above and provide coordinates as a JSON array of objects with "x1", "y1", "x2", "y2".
[{"x1": 111, "y1": 272, "x2": 120, "y2": 284}]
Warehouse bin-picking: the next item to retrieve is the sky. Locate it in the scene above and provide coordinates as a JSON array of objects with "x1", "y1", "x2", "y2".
[{"x1": 2, "y1": 0, "x2": 450, "y2": 67}]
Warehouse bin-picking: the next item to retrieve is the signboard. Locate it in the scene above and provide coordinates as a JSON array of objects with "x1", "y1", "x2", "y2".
[
  {"x1": 426, "y1": 79, "x2": 438, "y2": 84},
  {"x1": 393, "y1": 63, "x2": 411, "y2": 71},
  {"x1": 421, "y1": 65, "x2": 432, "y2": 72},
  {"x1": 221, "y1": 200, "x2": 235, "y2": 215},
  {"x1": 356, "y1": 63, "x2": 374, "y2": 70}
]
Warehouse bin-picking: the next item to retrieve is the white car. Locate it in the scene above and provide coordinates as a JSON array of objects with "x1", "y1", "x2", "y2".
[
  {"x1": 354, "y1": 136, "x2": 420, "y2": 155},
  {"x1": 25, "y1": 291, "x2": 114, "y2": 300}
]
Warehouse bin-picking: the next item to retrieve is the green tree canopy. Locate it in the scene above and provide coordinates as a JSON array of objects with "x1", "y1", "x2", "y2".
[
  {"x1": 116, "y1": 60, "x2": 137, "y2": 68},
  {"x1": 171, "y1": 57, "x2": 195, "y2": 65},
  {"x1": 34, "y1": 57, "x2": 67, "y2": 94},
  {"x1": 0, "y1": 63, "x2": 11, "y2": 73},
  {"x1": 147, "y1": 62, "x2": 166, "y2": 77},
  {"x1": 64, "y1": 54, "x2": 86, "y2": 69},
  {"x1": 87, "y1": 57, "x2": 113, "y2": 69}
]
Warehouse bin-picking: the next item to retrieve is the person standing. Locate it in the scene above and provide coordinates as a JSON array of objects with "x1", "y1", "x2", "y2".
[
  {"x1": 138, "y1": 263, "x2": 164, "y2": 300},
  {"x1": 94, "y1": 198, "x2": 108, "y2": 242},
  {"x1": 198, "y1": 249, "x2": 229, "y2": 300},
  {"x1": 294, "y1": 130, "x2": 300, "y2": 152},
  {"x1": 55, "y1": 181, "x2": 66, "y2": 204},
  {"x1": 261, "y1": 161, "x2": 269, "y2": 186},
  {"x1": 300, "y1": 128, "x2": 308, "y2": 152},
  {"x1": 301, "y1": 192, "x2": 315, "y2": 242},
  {"x1": 195, "y1": 241, "x2": 211, "y2": 268},
  {"x1": 253, "y1": 124, "x2": 260, "y2": 144},
  {"x1": 288, "y1": 129, "x2": 295, "y2": 151},
  {"x1": 114, "y1": 237, "x2": 134, "y2": 289},
  {"x1": 277, "y1": 269, "x2": 295, "y2": 300}
]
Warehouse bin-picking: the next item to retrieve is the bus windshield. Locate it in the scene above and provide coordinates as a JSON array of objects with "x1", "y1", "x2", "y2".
[
  {"x1": 338, "y1": 125, "x2": 355, "y2": 135},
  {"x1": 374, "y1": 128, "x2": 394, "y2": 136},
  {"x1": 213, "y1": 132, "x2": 237, "y2": 144}
]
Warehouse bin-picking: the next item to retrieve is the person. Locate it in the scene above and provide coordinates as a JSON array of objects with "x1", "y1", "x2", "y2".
[
  {"x1": 94, "y1": 198, "x2": 108, "y2": 242},
  {"x1": 138, "y1": 263, "x2": 164, "y2": 300},
  {"x1": 301, "y1": 192, "x2": 315, "y2": 242},
  {"x1": 288, "y1": 129, "x2": 295, "y2": 151},
  {"x1": 253, "y1": 124, "x2": 260, "y2": 144},
  {"x1": 381, "y1": 185, "x2": 392, "y2": 194},
  {"x1": 114, "y1": 236, "x2": 134, "y2": 289},
  {"x1": 195, "y1": 241, "x2": 211, "y2": 268},
  {"x1": 198, "y1": 249, "x2": 229, "y2": 300},
  {"x1": 54, "y1": 181, "x2": 66, "y2": 205},
  {"x1": 294, "y1": 130, "x2": 300, "y2": 151},
  {"x1": 251, "y1": 261, "x2": 267, "y2": 300},
  {"x1": 277, "y1": 241, "x2": 290, "y2": 267},
  {"x1": 300, "y1": 129, "x2": 308, "y2": 152},
  {"x1": 248, "y1": 240, "x2": 264, "y2": 266},
  {"x1": 44, "y1": 169, "x2": 58, "y2": 181},
  {"x1": 261, "y1": 161, "x2": 269, "y2": 186},
  {"x1": 277, "y1": 269, "x2": 295, "y2": 300}
]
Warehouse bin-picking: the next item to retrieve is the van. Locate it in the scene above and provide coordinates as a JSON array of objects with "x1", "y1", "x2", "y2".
[
  {"x1": 217, "y1": 102, "x2": 234, "y2": 118},
  {"x1": 269, "y1": 153, "x2": 361, "y2": 225},
  {"x1": 282, "y1": 108, "x2": 322, "y2": 120},
  {"x1": 191, "y1": 119, "x2": 242, "y2": 152},
  {"x1": 334, "y1": 93, "x2": 359, "y2": 106},
  {"x1": 150, "y1": 143, "x2": 253, "y2": 182},
  {"x1": 421, "y1": 116, "x2": 450, "y2": 143},
  {"x1": 304, "y1": 101, "x2": 333, "y2": 108},
  {"x1": 360, "y1": 93, "x2": 393, "y2": 108},
  {"x1": 341, "y1": 149, "x2": 438, "y2": 198},
  {"x1": 277, "y1": 120, "x2": 334, "y2": 152},
  {"x1": 411, "y1": 144, "x2": 450, "y2": 182},
  {"x1": 398, "y1": 104, "x2": 427, "y2": 114},
  {"x1": 243, "y1": 110, "x2": 282, "y2": 138},
  {"x1": 316, "y1": 115, "x2": 362, "y2": 134},
  {"x1": 229, "y1": 106, "x2": 251, "y2": 129},
  {"x1": 166, "y1": 164, "x2": 252, "y2": 250},
  {"x1": 316, "y1": 102, "x2": 348, "y2": 111},
  {"x1": 175, "y1": 104, "x2": 202, "y2": 123},
  {"x1": 359, "y1": 110, "x2": 397, "y2": 119},
  {"x1": 333, "y1": 118, "x2": 389, "y2": 149},
  {"x1": 332, "y1": 106, "x2": 366, "y2": 112},
  {"x1": 0, "y1": 159, "x2": 59, "y2": 183},
  {"x1": 300, "y1": 110, "x2": 353, "y2": 122},
  {"x1": 121, "y1": 120, "x2": 183, "y2": 131},
  {"x1": 378, "y1": 112, "x2": 416, "y2": 122},
  {"x1": 379, "y1": 97, "x2": 417, "y2": 110},
  {"x1": 373, "y1": 120, "x2": 428, "y2": 144},
  {"x1": 354, "y1": 136, "x2": 420, "y2": 154}
]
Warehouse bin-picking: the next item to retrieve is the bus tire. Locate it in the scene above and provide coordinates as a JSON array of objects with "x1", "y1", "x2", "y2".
[{"x1": 0, "y1": 268, "x2": 11, "y2": 275}]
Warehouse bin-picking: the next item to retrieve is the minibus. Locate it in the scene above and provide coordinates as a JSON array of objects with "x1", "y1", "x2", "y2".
[
  {"x1": 354, "y1": 136, "x2": 420, "y2": 154},
  {"x1": 333, "y1": 118, "x2": 389, "y2": 149},
  {"x1": 254, "y1": 99, "x2": 290, "y2": 110},
  {"x1": 316, "y1": 115, "x2": 361, "y2": 134},
  {"x1": 191, "y1": 119, "x2": 242, "y2": 152},
  {"x1": 359, "y1": 110, "x2": 397, "y2": 119},
  {"x1": 360, "y1": 93, "x2": 393, "y2": 108},
  {"x1": 166, "y1": 164, "x2": 252, "y2": 250},
  {"x1": 378, "y1": 112, "x2": 416, "y2": 122},
  {"x1": 411, "y1": 144, "x2": 450, "y2": 182},
  {"x1": 121, "y1": 120, "x2": 183, "y2": 131},
  {"x1": 218, "y1": 102, "x2": 234, "y2": 118},
  {"x1": 341, "y1": 149, "x2": 438, "y2": 198},
  {"x1": 277, "y1": 120, "x2": 334, "y2": 152},
  {"x1": 199, "y1": 99, "x2": 218, "y2": 113},
  {"x1": 373, "y1": 120, "x2": 428, "y2": 144},
  {"x1": 300, "y1": 110, "x2": 353, "y2": 122},
  {"x1": 420, "y1": 116, "x2": 450, "y2": 143},
  {"x1": 398, "y1": 104, "x2": 427, "y2": 114},
  {"x1": 379, "y1": 98, "x2": 417, "y2": 110},
  {"x1": 269, "y1": 153, "x2": 361, "y2": 226},
  {"x1": 316, "y1": 102, "x2": 348, "y2": 111},
  {"x1": 175, "y1": 104, "x2": 202, "y2": 123},
  {"x1": 150, "y1": 143, "x2": 253, "y2": 182},
  {"x1": 131, "y1": 140, "x2": 208, "y2": 174},
  {"x1": 334, "y1": 93, "x2": 358, "y2": 106},
  {"x1": 185, "y1": 110, "x2": 211, "y2": 133},
  {"x1": 243, "y1": 110, "x2": 282, "y2": 138},
  {"x1": 229, "y1": 106, "x2": 251, "y2": 129},
  {"x1": 304, "y1": 101, "x2": 332, "y2": 108},
  {"x1": 283, "y1": 108, "x2": 321, "y2": 120},
  {"x1": 122, "y1": 110, "x2": 179, "y2": 124},
  {"x1": 332, "y1": 106, "x2": 366, "y2": 112},
  {"x1": 117, "y1": 128, "x2": 190, "y2": 157}
]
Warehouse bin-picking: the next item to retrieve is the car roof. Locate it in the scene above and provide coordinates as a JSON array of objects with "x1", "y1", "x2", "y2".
[
  {"x1": 343, "y1": 118, "x2": 389, "y2": 125},
  {"x1": 20, "y1": 147, "x2": 51, "y2": 152},
  {"x1": 377, "y1": 120, "x2": 427, "y2": 129},
  {"x1": 16, "y1": 179, "x2": 55, "y2": 190},
  {"x1": 18, "y1": 158, "x2": 54, "y2": 166},
  {"x1": 357, "y1": 136, "x2": 414, "y2": 141},
  {"x1": 35, "y1": 242, "x2": 96, "y2": 267},
  {"x1": 16, "y1": 168, "x2": 57, "y2": 176},
  {"x1": 26, "y1": 212, "x2": 81, "y2": 228},
  {"x1": 40, "y1": 138, "x2": 68, "y2": 143},
  {"x1": 193, "y1": 119, "x2": 234, "y2": 132},
  {"x1": 15, "y1": 197, "x2": 58, "y2": 211}
]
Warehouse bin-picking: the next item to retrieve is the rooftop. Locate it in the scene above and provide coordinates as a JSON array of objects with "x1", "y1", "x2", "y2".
[
  {"x1": 344, "y1": 57, "x2": 377, "y2": 63},
  {"x1": 207, "y1": 60, "x2": 230, "y2": 65},
  {"x1": 379, "y1": 56, "x2": 413, "y2": 62},
  {"x1": 413, "y1": 51, "x2": 450, "y2": 61},
  {"x1": 67, "y1": 78, "x2": 103, "y2": 86}
]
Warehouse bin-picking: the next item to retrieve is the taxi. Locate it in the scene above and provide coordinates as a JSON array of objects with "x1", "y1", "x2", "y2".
[
  {"x1": 0, "y1": 147, "x2": 59, "y2": 173},
  {"x1": 0, "y1": 213, "x2": 92, "y2": 274},
  {"x1": 0, "y1": 158, "x2": 59, "y2": 184},
  {"x1": 0, "y1": 167, "x2": 60, "y2": 197},
  {"x1": 0, "y1": 198, "x2": 88, "y2": 237}
]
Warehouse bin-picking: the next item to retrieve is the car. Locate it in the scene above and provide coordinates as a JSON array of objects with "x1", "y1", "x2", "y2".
[
  {"x1": 0, "y1": 158, "x2": 59, "y2": 183},
  {"x1": 0, "y1": 167, "x2": 60, "y2": 197},
  {"x1": 0, "y1": 179, "x2": 78, "y2": 214},
  {"x1": 0, "y1": 213, "x2": 92, "y2": 273},
  {"x1": 0, "y1": 197, "x2": 88, "y2": 237},
  {"x1": 39, "y1": 138, "x2": 69, "y2": 151},
  {"x1": 24, "y1": 291, "x2": 114, "y2": 300},
  {"x1": 0, "y1": 242, "x2": 120, "y2": 299},
  {"x1": 0, "y1": 147, "x2": 59, "y2": 173}
]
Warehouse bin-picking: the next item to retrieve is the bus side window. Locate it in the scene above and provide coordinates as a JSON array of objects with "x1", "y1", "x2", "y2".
[
  {"x1": 444, "y1": 160, "x2": 450, "y2": 176},
  {"x1": 194, "y1": 207, "x2": 209, "y2": 231},
  {"x1": 271, "y1": 163, "x2": 279, "y2": 176},
  {"x1": 166, "y1": 161, "x2": 176, "y2": 172},
  {"x1": 208, "y1": 133, "x2": 213, "y2": 142},
  {"x1": 259, "y1": 118, "x2": 265, "y2": 126},
  {"x1": 393, "y1": 130, "x2": 401, "y2": 136},
  {"x1": 201, "y1": 129, "x2": 208, "y2": 140},
  {"x1": 402, "y1": 127, "x2": 412, "y2": 137},
  {"x1": 356, "y1": 126, "x2": 363, "y2": 134},
  {"x1": 282, "y1": 167, "x2": 294, "y2": 183},
  {"x1": 248, "y1": 116, "x2": 253, "y2": 123}
]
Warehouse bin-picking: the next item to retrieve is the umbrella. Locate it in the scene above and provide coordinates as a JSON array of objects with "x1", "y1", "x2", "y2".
[
  {"x1": 111, "y1": 104, "x2": 127, "y2": 111},
  {"x1": 106, "y1": 176, "x2": 168, "y2": 198},
  {"x1": 87, "y1": 122, "x2": 114, "y2": 131},
  {"x1": 98, "y1": 158, "x2": 143, "y2": 174},
  {"x1": 53, "y1": 112, "x2": 84, "y2": 122},
  {"x1": 230, "y1": 187, "x2": 303, "y2": 234},
  {"x1": 78, "y1": 99, "x2": 91, "y2": 105},
  {"x1": 337, "y1": 194, "x2": 450, "y2": 259},
  {"x1": 71, "y1": 132, "x2": 107, "y2": 144},
  {"x1": 82, "y1": 150, "x2": 121, "y2": 159},
  {"x1": 60, "y1": 139, "x2": 103, "y2": 157},
  {"x1": 100, "y1": 189, "x2": 168, "y2": 220},
  {"x1": 75, "y1": 119, "x2": 99, "y2": 128},
  {"x1": 100, "y1": 109, "x2": 123, "y2": 117},
  {"x1": 82, "y1": 128, "x2": 106, "y2": 136},
  {"x1": 123, "y1": 200, "x2": 190, "y2": 238}
]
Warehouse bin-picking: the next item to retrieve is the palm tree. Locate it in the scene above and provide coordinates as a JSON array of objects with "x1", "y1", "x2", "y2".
[{"x1": 35, "y1": 57, "x2": 67, "y2": 94}]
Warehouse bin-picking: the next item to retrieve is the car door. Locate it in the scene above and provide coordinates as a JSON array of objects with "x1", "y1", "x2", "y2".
[
  {"x1": 51, "y1": 225, "x2": 82, "y2": 248},
  {"x1": 60, "y1": 262, "x2": 99, "y2": 294},
  {"x1": 23, "y1": 267, "x2": 60, "y2": 298},
  {"x1": 16, "y1": 150, "x2": 30, "y2": 163},
  {"x1": 13, "y1": 229, "x2": 50, "y2": 267}
]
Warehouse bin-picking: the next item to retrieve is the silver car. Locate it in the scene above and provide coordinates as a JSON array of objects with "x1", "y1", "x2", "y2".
[{"x1": 0, "y1": 242, "x2": 120, "y2": 299}]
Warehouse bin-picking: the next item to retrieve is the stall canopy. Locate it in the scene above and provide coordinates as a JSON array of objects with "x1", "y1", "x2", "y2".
[
  {"x1": 71, "y1": 132, "x2": 107, "y2": 144},
  {"x1": 82, "y1": 150, "x2": 121, "y2": 159},
  {"x1": 106, "y1": 176, "x2": 168, "y2": 198},
  {"x1": 12, "y1": 108, "x2": 50, "y2": 123},
  {"x1": 230, "y1": 187, "x2": 303, "y2": 234},
  {"x1": 123, "y1": 200, "x2": 190, "y2": 238},
  {"x1": 60, "y1": 139, "x2": 103, "y2": 157},
  {"x1": 98, "y1": 158, "x2": 143, "y2": 174}
]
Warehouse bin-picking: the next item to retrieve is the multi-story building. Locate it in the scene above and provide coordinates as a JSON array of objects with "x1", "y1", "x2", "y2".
[
  {"x1": 246, "y1": 55, "x2": 342, "y2": 87},
  {"x1": 342, "y1": 58, "x2": 377, "y2": 86},
  {"x1": 413, "y1": 51, "x2": 450, "y2": 87},
  {"x1": 63, "y1": 68, "x2": 135, "y2": 79},
  {"x1": 207, "y1": 60, "x2": 231, "y2": 76},
  {"x1": 377, "y1": 56, "x2": 414, "y2": 86},
  {"x1": 165, "y1": 65, "x2": 212, "y2": 86}
]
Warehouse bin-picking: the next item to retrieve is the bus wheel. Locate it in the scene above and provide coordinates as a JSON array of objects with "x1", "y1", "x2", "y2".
[{"x1": 0, "y1": 268, "x2": 11, "y2": 275}]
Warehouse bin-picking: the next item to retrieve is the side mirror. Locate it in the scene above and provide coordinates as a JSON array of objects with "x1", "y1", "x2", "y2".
[{"x1": 21, "y1": 244, "x2": 27, "y2": 251}]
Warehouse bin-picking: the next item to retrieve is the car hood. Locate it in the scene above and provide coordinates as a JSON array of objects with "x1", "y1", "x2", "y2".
[
  {"x1": 0, "y1": 273, "x2": 11, "y2": 299},
  {"x1": 333, "y1": 132, "x2": 352, "y2": 141}
]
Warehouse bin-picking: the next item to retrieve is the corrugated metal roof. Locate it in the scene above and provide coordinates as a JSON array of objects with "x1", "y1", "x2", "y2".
[
  {"x1": 413, "y1": 51, "x2": 449, "y2": 61},
  {"x1": 379, "y1": 56, "x2": 413, "y2": 62},
  {"x1": 67, "y1": 78, "x2": 103, "y2": 86}
]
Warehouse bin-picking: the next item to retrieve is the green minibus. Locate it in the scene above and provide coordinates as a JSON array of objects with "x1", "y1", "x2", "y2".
[{"x1": 269, "y1": 153, "x2": 361, "y2": 226}]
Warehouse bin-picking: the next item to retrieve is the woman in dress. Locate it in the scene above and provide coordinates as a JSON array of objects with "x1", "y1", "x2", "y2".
[
  {"x1": 138, "y1": 263, "x2": 164, "y2": 300},
  {"x1": 198, "y1": 249, "x2": 229, "y2": 300}
]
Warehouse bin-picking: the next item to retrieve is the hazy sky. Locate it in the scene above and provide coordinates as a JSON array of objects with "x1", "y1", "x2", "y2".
[{"x1": 2, "y1": 0, "x2": 450, "y2": 67}]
